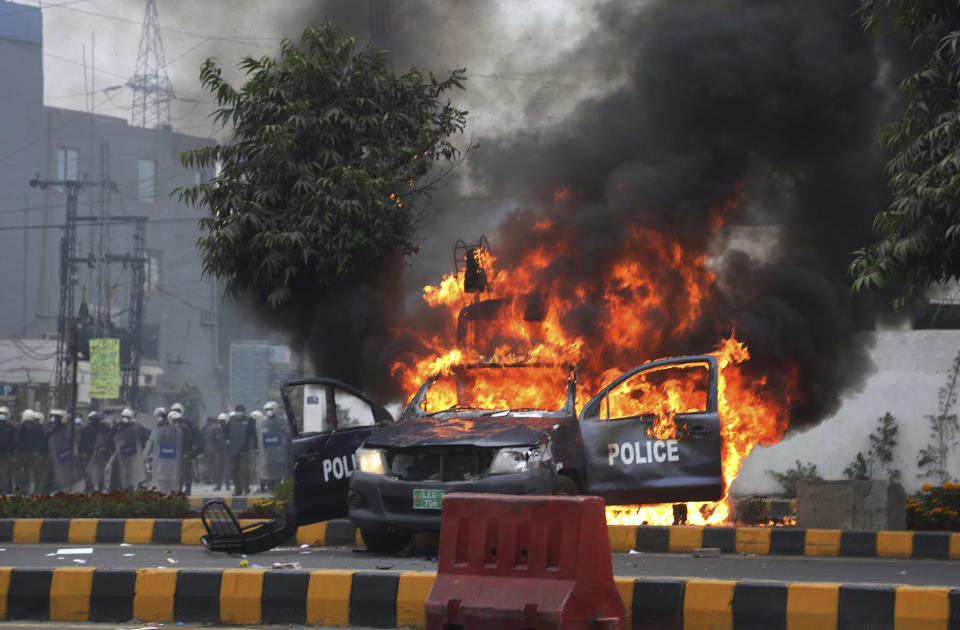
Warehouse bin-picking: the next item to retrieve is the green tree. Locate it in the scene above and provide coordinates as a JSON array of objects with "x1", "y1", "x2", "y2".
[
  {"x1": 849, "y1": 2, "x2": 960, "y2": 307},
  {"x1": 177, "y1": 23, "x2": 467, "y2": 307}
]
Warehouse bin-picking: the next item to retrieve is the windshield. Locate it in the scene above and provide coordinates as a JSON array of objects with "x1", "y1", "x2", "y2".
[{"x1": 418, "y1": 365, "x2": 570, "y2": 413}]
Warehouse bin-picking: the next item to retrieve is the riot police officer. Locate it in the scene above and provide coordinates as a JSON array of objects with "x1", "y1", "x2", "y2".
[
  {"x1": 225, "y1": 405, "x2": 256, "y2": 496},
  {"x1": 151, "y1": 410, "x2": 182, "y2": 493},
  {"x1": 0, "y1": 406, "x2": 13, "y2": 493},
  {"x1": 258, "y1": 401, "x2": 291, "y2": 492},
  {"x1": 78, "y1": 411, "x2": 110, "y2": 492},
  {"x1": 209, "y1": 413, "x2": 229, "y2": 491},
  {"x1": 15, "y1": 409, "x2": 45, "y2": 493},
  {"x1": 109, "y1": 408, "x2": 149, "y2": 490},
  {"x1": 38, "y1": 409, "x2": 69, "y2": 492}
]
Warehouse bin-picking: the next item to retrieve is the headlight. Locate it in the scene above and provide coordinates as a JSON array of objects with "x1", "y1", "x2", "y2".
[
  {"x1": 488, "y1": 446, "x2": 543, "y2": 475},
  {"x1": 356, "y1": 447, "x2": 386, "y2": 475}
]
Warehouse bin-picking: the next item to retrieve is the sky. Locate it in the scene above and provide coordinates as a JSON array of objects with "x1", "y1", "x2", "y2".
[{"x1": 30, "y1": 0, "x2": 614, "y2": 144}]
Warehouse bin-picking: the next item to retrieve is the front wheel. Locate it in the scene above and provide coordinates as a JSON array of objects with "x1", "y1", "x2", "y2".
[
  {"x1": 360, "y1": 527, "x2": 411, "y2": 555},
  {"x1": 552, "y1": 475, "x2": 579, "y2": 496}
]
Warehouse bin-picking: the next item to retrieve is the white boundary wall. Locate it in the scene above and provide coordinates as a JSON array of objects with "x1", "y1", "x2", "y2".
[{"x1": 733, "y1": 329, "x2": 960, "y2": 495}]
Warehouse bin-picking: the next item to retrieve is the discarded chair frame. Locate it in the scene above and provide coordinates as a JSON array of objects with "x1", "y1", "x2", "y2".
[{"x1": 200, "y1": 499, "x2": 296, "y2": 554}]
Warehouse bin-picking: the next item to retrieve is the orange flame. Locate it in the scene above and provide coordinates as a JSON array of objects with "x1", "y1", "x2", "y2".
[{"x1": 390, "y1": 190, "x2": 795, "y2": 526}]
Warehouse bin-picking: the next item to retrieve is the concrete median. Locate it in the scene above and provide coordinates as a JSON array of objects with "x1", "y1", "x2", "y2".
[
  {"x1": 2, "y1": 516, "x2": 958, "y2": 561},
  {"x1": 0, "y1": 568, "x2": 955, "y2": 628}
]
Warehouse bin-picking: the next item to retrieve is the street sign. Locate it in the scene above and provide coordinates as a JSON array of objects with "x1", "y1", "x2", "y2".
[{"x1": 89, "y1": 338, "x2": 120, "y2": 399}]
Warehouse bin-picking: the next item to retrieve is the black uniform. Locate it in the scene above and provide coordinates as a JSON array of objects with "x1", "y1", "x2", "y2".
[
  {"x1": 225, "y1": 411, "x2": 257, "y2": 495},
  {"x1": 0, "y1": 418, "x2": 13, "y2": 493},
  {"x1": 78, "y1": 419, "x2": 110, "y2": 492},
  {"x1": 14, "y1": 418, "x2": 45, "y2": 494},
  {"x1": 207, "y1": 419, "x2": 228, "y2": 490},
  {"x1": 177, "y1": 417, "x2": 204, "y2": 495}
]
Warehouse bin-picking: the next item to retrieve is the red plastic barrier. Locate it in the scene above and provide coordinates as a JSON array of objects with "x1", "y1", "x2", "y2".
[{"x1": 425, "y1": 493, "x2": 626, "y2": 630}]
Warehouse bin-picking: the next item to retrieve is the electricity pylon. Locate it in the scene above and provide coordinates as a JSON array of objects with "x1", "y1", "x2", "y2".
[{"x1": 127, "y1": 0, "x2": 175, "y2": 129}]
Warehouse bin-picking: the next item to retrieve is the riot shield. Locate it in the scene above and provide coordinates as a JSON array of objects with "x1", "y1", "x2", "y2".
[
  {"x1": 151, "y1": 424, "x2": 183, "y2": 493},
  {"x1": 46, "y1": 429, "x2": 76, "y2": 491},
  {"x1": 112, "y1": 426, "x2": 147, "y2": 489},
  {"x1": 85, "y1": 431, "x2": 111, "y2": 491},
  {"x1": 257, "y1": 415, "x2": 292, "y2": 483}
]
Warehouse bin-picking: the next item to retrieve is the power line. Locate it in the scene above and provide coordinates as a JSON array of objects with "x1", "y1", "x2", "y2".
[
  {"x1": 0, "y1": 0, "x2": 97, "y2": 18},
  {"x1": 0, "y1": 216, "x2": 198, "y2": 232},
  {"x1": 54, "y1": 4, "x2": 281, "y2": 49}
]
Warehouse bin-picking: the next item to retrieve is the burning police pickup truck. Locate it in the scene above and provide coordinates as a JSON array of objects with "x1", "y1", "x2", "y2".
[{"x1": 284, "y1": 354, "x2": 722, "y2": 554}]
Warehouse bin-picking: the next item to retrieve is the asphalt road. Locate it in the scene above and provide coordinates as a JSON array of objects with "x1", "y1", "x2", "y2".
[{"x1": 0, "y1": 543, "x2": 958, "y2": 588}]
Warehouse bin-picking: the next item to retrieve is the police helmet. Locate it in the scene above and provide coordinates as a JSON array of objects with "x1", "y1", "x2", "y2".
[
  {"x1": 170, "y1": 402, "x2": 184, "y2": 414},
  {"x1": 250, "y1": 410, "x2": 264, "y2": 421},
  {"x1": 87, "y1": 411, "x2": 102, "y2": 422},
  {"x1": 22, "y1": 409, "x2": 35, "y2": 422},
  {"x1": 153, "y1": 407, "x2": 167, "y2": 418},
  {"x1": 50, "y1": 409, "x2": 66, "y2": 418},
  {"x1": 168, "y1": 410, "x2": 182, "y2": 422},
  {"x1": 121, "y1": 408, "x2": 135, "y2": 419},
  {"x1": 263, "y1": 401, "x2": 279, "y2": 416},
  {"x1": 217, "y1": 412, "x2": 228, "y2": 421},
  {"x1": 0, "y1": 406, "x2": 9, "y2": 419}
]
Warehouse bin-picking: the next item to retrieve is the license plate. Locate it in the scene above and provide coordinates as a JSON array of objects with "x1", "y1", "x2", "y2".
[{"x1": 412, "y1": 488, "x2": 445, "y2": 510}]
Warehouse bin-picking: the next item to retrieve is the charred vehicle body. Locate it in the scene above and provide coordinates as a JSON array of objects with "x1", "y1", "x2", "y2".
[{"x1": 284, "y1": 355, "x2": 723, "y2": 554}]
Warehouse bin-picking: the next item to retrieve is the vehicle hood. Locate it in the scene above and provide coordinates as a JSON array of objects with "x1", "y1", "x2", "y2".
[{"x1": 362, "y1": 413, "x2": 569, "y2": 449}]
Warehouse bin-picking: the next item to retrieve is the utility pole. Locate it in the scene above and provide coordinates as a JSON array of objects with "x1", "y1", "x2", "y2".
[
  {"x1": 68, "y1": 319, "x2": 79, "y2": 488},
  {"x1": 127, "y1": 0, "x2": 175, "y2": 130},
  {"x1": 102, "y1": 217, "x2": 148, "y2": 409},
  {"x1": 29, "y1": 177, "x2": 117, "y2": 412}
]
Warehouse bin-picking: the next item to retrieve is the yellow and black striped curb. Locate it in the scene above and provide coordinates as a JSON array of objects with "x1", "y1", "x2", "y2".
[
  {"x1": 0, "y1": 518, "x2": 367, "y2": 547},
  {"x1": 617, "y1": 524, "x2": 960, "y2": 560},
  {"x1": 1, "y1": 518, "x2": 959, "y2": 560},
  {"x1": 0, "y1": 568, "x2": 955, "y2": 628}
]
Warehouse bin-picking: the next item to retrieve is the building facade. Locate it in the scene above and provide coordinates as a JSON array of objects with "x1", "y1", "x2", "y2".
[{"x1": 0, "y1": 0, "x2": 227, "y2": 414}]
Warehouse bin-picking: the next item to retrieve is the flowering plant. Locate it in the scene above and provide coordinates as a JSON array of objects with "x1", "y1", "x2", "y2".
[
  {"x1": 906, "y1": 482, "x2": 960, "y2": 531},
  {"x1": 0, "y1": 489, "x2": 189, "y2": 518}
]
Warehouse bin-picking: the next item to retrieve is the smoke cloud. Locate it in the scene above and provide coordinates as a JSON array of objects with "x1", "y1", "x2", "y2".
[{"x1": 248, "y1": 0, "x2": 888, "y2": 431}]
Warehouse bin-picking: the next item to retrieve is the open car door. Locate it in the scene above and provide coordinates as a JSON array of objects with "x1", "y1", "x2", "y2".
[
  {"x1": 282, "y1": 378, "x2": 393, "y2": 526},
  {"x1": 578, "y1": 355, "x2": 723, "y2": 505}
]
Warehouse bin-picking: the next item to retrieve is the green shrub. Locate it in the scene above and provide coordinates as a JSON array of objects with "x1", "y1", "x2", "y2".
[
  {"x1": 737, "y1": 495, "x2": 770, "y2": 525},
  {"x1": 0, "y1": 489, "x2": 190, "y2": 519},
  {"x1": 766, "y1": 460, "x2": 822, "y2": 498},
  {"x1": 907, "y1": 482, "x2": 960, "y2": 531}
]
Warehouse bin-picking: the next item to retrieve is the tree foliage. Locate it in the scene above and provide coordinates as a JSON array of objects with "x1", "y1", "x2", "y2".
[
  {"x1": 850, "y1": 2, "x2": 960, "y2": 307},
  {"x1": 177, "y1": 23, "x2": 467, "y2": 307}
]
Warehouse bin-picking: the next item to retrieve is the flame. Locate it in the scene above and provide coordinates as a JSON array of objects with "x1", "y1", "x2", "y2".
[{"x1": 390, "y1": 189, "x2": 796, "y2": 526}]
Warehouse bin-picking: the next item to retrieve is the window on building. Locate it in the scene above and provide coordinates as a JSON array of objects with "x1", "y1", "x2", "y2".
[
  {"x1": 57, "y1": 148, "x2": 78, "y2": 181},
  {"x1": 138, "y1": 159, "x2": 156, "y2": 202},
  {"x1": 147, "y1": 249, "x2": 161, "y2": 292},
  {"x1": 140, "y1": 323, "x2": 160, "y2": 361}
]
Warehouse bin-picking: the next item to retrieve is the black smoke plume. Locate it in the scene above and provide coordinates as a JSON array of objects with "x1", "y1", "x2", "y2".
[{"x1": 260, "y1": 0, "x2": 888, "y2": 431}]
